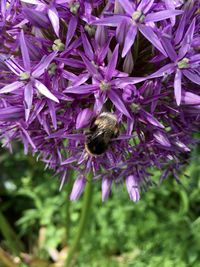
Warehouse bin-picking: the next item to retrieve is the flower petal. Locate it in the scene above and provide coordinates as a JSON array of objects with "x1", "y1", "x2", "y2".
[
  {"x1": 65, "y1": 16, "x2": 77, "y2": 47},
  {"x1": 34, "y1": 80, "x2": 59, "y2": 103},
  {"x1": 48, "y1": 7, "x2": 60, "y2": 37},
  {"x1": 102, "y1": 177, "x2": 112, "y2": 201},
  {"x1": 20, "y1": 30, "x2": 31, "y2": 71},
  {"x1": 118, "y1": 0, "x2": 134, "y2": 15},
  {"x1": 105, "y1": 44, "x2": 119, "y2": 80},
  {"x1": 174, "y1": 68, "x2": 182, "y2": 106},
  {"x1": 108, "y1": 90, "x2": 131, "y2": 118},
  {"x1": 92, "y1": 15, "x2": 127, "y2": 27},
  {"x1": 126, "y1": 175, "x2": 140, "y2": 202},
  {"x1": 182, "y1": 69, "x2": 200, "y2": 85},
  {"x1": 138, "y1": 24, "x2": 167, "y2": 56},
  {"x1": 122, "y1": 25, "x2": 137, "y2": 58},
  {"x1": 32, "y1": 51, "x2": 57, "y2": 78},
  {"x1": 70, "y1": 176, "x2": 86, "y2": 200},
  {"x1": 0, "y1": 81, "x2": 24, "y2": 94},
  {"x1": 24, "y1": 83, "x2": 33, "y2": 121},
  {"x1": 145, "y1": 10, "x2": 183, "y2": 23},
  {"x1": 76, "y1": 108, "x2": 94, "y2": 129}
]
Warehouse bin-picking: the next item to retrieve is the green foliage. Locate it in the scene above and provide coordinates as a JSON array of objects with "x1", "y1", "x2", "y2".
[{"x1": 0, "y1": 145, "x2": 199, "y2": 267}]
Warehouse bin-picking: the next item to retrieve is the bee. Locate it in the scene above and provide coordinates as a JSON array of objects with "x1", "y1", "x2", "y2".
[{"x1": 85, "y1": 112, "x2": 119, "y2": 156}]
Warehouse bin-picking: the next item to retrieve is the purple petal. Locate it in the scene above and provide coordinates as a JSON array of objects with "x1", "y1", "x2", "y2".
[
  {"x1": 48, "y1": 100, "x2": 57, "y2": 130},
  {"x1": 64, "y1": 84, "x2": 98, "y2": 94},
  {"x1": 174, "y1": 11, "x2": 187, "y2": 44},
  {"x1": 178, "y1": 18, "x2": 196, "y2": 59},
  {"x1": 76, "y1": 108, "x2": 94, "y2": 129},
  {"x1": 81, "y1": 30, "x2": 94, "y2": 60},
  {"x1": 161, "y1": 36, "x2": 177, "y2": 62},
  {"x1": 0, "y1": 81, "x2": 24, "y2": 94},
  {"x1": 0, "y1": 107, "x2": 24, "y2": 121},
  {"x1": 174, "y1": 68, "x2": 182, "y2": 106},
  {"x1": 122, "y1": 25, "x2": 137, "y2": 58},
  {"x1": 153, "y1": 131, "x2": 171, "y2": 147},
  {"x1": 20, "y1": 30, "x2": 31, "y2": 71},
  {"x1": 182, "y1": 91, "x2": 200, "y2": 105},
  {"x1": 34, "y1": 80, "x2": 59, "y2": 103},
  {"x1": 102, "y1": 177, "x2": 112, "y2": 201},
  {"x1": 138, "y1": 0, "x2": 154, "y2": 14},
  {"x1": 118, "y1": 0, "x2": 134, "y2": 15},
  {"x1": 61, "y1": 156, "x2": 77, "y2": 165},
  {"x1": 182, "y1": 69, "x2": 200, "y2": 85},
  {"x1": 21, "y1": 127, "x2": 36, "y2": 149},
  {"x1": 92, "y1": 15, "x2": 128, "y2": 27},
  {"x1": 145, "y1": 10, "x2": 183, "y2": 23},
  {"x1": 138, "y1": 24, "x2": 167, "y2": 56},
  {"x1": 48, "y1": 7, "x2": 60, "y2": 37},
  {"x1": 126, "y1": 175, "x2": 140, "y2": 202},
  {"x1": 70, "y1": 176, "x2": 86, "y2": 200},
  {"x1": 65, "y1": 16, "x2": 78, "y2": 47},
  {"x1": 23, "y1": 7, "x2": 50, "y2": 28},
  {"x1": 105, "y1": 44, "x2": 119, "y2": 80},
  {"x1": 79, "y1": 53, "x2": 98, "y2": 75},
  {"x1": 24, "y1": 83, "x2": 33, "y2": 121},
  {"x1": 108, "y1": 90, "x2": 131, "y2": 118},
  {"x1": 148, "y1": 63, "x2": 175, "y2": 79},
  {"x1": 32, "y1": 52, "x2": 57, "y2": 78},
  {"x1": 141, "y1": 110, "x2": 165, "y2": 128}
]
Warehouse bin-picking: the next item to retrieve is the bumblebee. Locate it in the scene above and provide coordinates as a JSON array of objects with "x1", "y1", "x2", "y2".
[{"x1": 85, "y1": 112, "x2": 119, "y2": 156}]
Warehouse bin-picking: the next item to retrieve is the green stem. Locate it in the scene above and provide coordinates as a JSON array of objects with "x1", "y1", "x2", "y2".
[
  {"x1": 65, "y1": 172, "x2": 75, "y2": 244},
  {"x1": 64, "y1": 172, "x2": 93, "y2": 267},
  {"x1": 0, "y1": 210, "x2": 24, "y2": 255}
]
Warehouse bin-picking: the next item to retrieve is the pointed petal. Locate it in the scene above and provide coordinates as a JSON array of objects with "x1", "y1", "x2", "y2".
[
  {"x1": 122, "y1": 26, "x2": 137, "y2": 58},
  {"x1": 76, "y1": 108, "x2": 94, "y2": 129},
  {"x1": 118, "y1": 0, "x2": 134, "y2": 15},
  {"x1": 0, "y1": 81, "x2": 24, "y2": 94},
  {"x1": 138, "y1": 0, "x2": 154, "y2": 14},
  {"x1": 161, "y1": 36, "x2": 177, "y2": 61},
  {"x1": 126, "y1": 175, "x2": 140, "y2": 202},
  {"x1": 174, "y1": 68, "x2": 182, "y2": 105},
  {"x1": 105, "y1": 44, "x2": 119, "y2": 80},
  {"x1": 34, "y1": 80, "x2": 59, "y2": 103},
  {"x1": 48, "y1": 100, "x2": 57, "y2": 130},
  {"x1": 24, "y1": 83, "x2": 33, "y2": 121},
  {"x1": 138, "y1": 24, "x2": 167, "y2": 56},
  {"x1": 79, "y1": 53, "x2": 98, "y2": 75},
  {"x1": 20, "y1": 0, "x2": 43, "y2": 4},
  {"x1": 145, "y1": 10, "x2": 183, "y2": 23},
  {"x1": 182, "y1": 91, "x2": 200, "y2": 105},
  {"x1": 182, "y1": 69, "x2": 200, "y2": 85},
  {"x1": 65, "y1": 16, "x2": 77, "y2": 47},
  {"x1": 102, "y1": 177, "x2": 112, "y2": 201},
  {"x1": 108, "y1": 90, "x2": 131, "y2": 118},
  {"x1": 48, "y1": 7, "x2": 60, "y2": 37},
  {"x1": 148, "y1": 63, "x2": 175, "y2": 79},
  {"x1": 32, "y1": 51, "x2": 57, "y2": 78},
  {"x1": 20, "y1": 30, "x2": 31, "y2": 71},
  {"x1": 64, "y1": 84, "x2": 98, "y2": 94},
  {"x1": 153, "y1": 131, "x2": 171, "y2": 147},
  {"x1": 92, "y1": 15, "x2": 127, "y2": 27},
  {"x1": 141, "y1": 110, "x2": 164, "y2": 128},
  {"x1": 70, "y1": 176, "x2": 86, "y2": 200},
  {"x1": 81, "y1": 30, "x2": 94, "y2": 60},
  {"x1": 21, "y1": 128, "x2": 36, "y2": 149},
  {"x1": 178, "y1": 18, "x2": 196, "y2": 59}
]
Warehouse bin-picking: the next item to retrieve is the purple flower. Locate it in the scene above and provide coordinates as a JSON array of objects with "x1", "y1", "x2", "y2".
[{"x1": 0, "y1": 0, "x2": 199, "y2": 201}]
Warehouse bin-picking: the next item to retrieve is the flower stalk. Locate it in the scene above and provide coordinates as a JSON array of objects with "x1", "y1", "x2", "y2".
[{"x1": 64, "y1": 172, "x2": 93, "y2": 267}]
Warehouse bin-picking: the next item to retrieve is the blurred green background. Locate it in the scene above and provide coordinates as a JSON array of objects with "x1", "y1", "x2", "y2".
[{"x1": 0, "y1": 144, "x2": 200, "y2": 267}]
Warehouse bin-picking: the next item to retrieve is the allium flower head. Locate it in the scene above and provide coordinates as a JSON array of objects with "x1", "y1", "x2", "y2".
[{"x1": 0, "y1": 0, "x2": 199, "y2": 201}]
